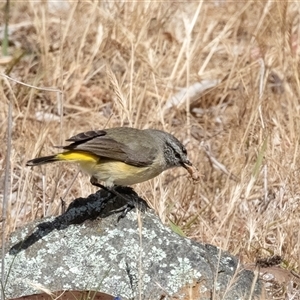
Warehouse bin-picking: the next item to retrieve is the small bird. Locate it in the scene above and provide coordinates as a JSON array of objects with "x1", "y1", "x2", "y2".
[{"x1": 26, "y1": 127, "x2": 199, "y2": 187}]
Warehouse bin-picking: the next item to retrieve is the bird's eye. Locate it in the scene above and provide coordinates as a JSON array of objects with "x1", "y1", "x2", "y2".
[{"x1": 175, "y1": 152, "x2": 181, "y2": 159}]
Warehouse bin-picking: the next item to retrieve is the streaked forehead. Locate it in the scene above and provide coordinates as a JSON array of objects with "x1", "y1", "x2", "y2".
[{"x1": 167, "y1": 137, "x2": 186, "y2": 152}]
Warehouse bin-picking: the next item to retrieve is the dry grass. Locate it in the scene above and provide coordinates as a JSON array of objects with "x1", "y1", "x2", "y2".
[{"x1": 1, "y1": 0, "x2": 300, "y2": 298}]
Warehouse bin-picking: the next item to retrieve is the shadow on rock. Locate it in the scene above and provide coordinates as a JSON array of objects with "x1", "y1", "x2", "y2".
[{"x1": 9, "y1": 186, "x2": 148, "y2": 255}]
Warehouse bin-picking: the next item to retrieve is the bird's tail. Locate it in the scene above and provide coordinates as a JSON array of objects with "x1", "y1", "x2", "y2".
[{"x1": 26, "y1": 155, "x2": 58, "y2": 166}]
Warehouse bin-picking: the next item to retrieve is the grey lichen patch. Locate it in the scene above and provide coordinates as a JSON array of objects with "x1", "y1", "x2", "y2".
[
  {"x1": 141, "y1": 228, "x2": 160, "y2": 240},
  {"x1": 148, "y1": 245, "x2": 167, "y2": 261},
  {"x1": 220, "y1": 255, "x2": 236, "y2": 271},
  {"x1": 165, "y1": 257, "x2": 202, "y2": 293},
  {"x1": 3, "y1": 252, "x2": 45, "y2": 296},
  {"x1": 9, "y1": 226, "x2": 30, "y2": 244}
]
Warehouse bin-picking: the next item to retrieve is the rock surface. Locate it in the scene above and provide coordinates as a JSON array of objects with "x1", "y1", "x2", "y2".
[{"x1": 2, "y1": 188, "x2": 262, "y2": 300}]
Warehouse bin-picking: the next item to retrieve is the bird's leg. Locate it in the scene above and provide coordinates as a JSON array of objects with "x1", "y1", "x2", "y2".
[
  {"x1": 90, "y1": 176, "x2": 135, "y2": 219},
  {"x1": 90, "y1": 176, "x2": 129, "y2": 200},
  {"x1": 117, "y1": 205, "x2": 135, "y2": 222},
  {"x1": 90, "y1": 176, "x2": 112, "y2": 192}
]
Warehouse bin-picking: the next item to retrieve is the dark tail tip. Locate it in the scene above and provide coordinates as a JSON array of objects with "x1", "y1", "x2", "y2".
[{"x1": 26, "y1": 155, "x2": 57, "y2": 166}]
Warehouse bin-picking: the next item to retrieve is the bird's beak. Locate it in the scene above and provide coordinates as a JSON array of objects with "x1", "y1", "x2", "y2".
[{"x1": 182, "y1": 160, "x2": 192, "y2": 168}]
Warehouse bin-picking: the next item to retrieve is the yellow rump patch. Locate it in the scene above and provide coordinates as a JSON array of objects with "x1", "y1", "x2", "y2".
[{"x1": 56, "y1": 151, "x2": 99, "y2": 163}]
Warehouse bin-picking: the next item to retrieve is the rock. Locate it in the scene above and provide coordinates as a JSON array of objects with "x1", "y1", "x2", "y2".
[{"x1": 2, "y1": 188, "x2": 262, "y2": 300}]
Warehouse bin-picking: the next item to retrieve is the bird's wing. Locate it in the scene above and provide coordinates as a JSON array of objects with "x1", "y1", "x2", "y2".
[
  {"x1": 63, "y1": 129, "x2": 156, "y2": 167},
  {"x1": 65, "y1": 130, "x2": 107, "y2": 143}
]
